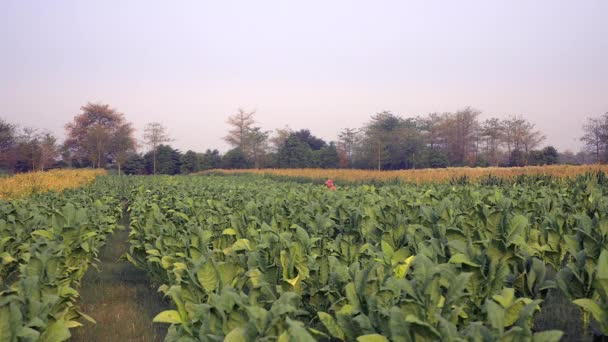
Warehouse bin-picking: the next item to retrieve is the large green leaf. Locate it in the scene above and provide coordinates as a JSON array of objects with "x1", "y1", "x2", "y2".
[
  {"x1": 197, "y1": 260, "x2": 218, "y2": 292},
  {"x1": 40, "y1": 320, "x2": 71, "y2": 342},
  {"x1": 357, "y1": 334, "x2": 389, "y2": 342},
  {"x1": 318, "y1": 312, "x2": 345, "y2": 340},
  {"x1": 153, "y1": 310, "x2": 182, "y2": 324}
]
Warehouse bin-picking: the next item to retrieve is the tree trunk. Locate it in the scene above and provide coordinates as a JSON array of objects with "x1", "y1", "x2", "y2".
[
  {"x1": 377, "y1": 144, "x2": 381, "y2": 171},
  {"x1": 153, "y1": 148, "x2": 157, "y2": 175}
]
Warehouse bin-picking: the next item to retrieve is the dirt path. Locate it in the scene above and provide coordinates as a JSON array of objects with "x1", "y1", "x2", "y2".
[{"x1": 71, "y1": 226, "x2": 170, "y2": 342}]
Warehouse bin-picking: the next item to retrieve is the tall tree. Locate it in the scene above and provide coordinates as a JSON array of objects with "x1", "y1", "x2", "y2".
[
  {"x1": 248, "y1": 127, "x2": 270, "y2": 168},
  {"x1": 16, "y1": 128, "x2": 42, "y2": 172},
  {"x1": 200, "y1": 149, "x2": 222, "y2": 170},
  {"x1": 222, "y1": 148, "x2": 252, "y2": 169},
  {"x1": 65, "y1": 103, "x2": 135, "y2": 168},
  {"x1": 580, "y1": 113, "x2": 608, "y2": 163},
  {"x1": 501, "y1": 116, "x2": 528, "y2": 155},
  {"x1": 123, "y1": 153, "x2": 146, "y2": 175},
  {"x1": 443, "y1": 107, "x2": 480, "y2": 166},
  {"x1": 143, "y1": 122, "x2": 172, "y2": 175},
  {"x1": 417, "y1": 113, "x2": 446, "y2": 150},
  {"x1": 316, "y1": 142, "x2": 340, "y2": 168},
  {"x1": 38, "y1": 132, "x2": 58, "y2": 171},
  {"x1": 180, "y1": 150, "x2": 200, "y2": 174},
  {"x1": 292, "y1": 129, "x2": 326, "y2": 150},
  {"x1": 501, "y1": 115, "x2": 545, "y2": 165},
  {"x1": 337, "y1": 128, "x2": 359, "y2": 168},
  {"x1": 270, "y1": 126, "x2": 292, "y2": 152},
  {"x1": 361, "y1": 111, "x2": 404, "y2": 170},
  {"x1": 144, "y1": 144, "x2": 181, "y2": 175},
  {"x1": 0, "y1": 118, "x2": 17, "y2": 170},
  {"x1": 224, "y1": 108, "x2": 256, "y2": 150},
  {"x1": 480, "y1": 118, "x2": 504, "y2": 166},
  {"x1": 112, "y1": 123, "x2": 137, "y2": 175},
  {"x1": 277, "y1": 134, "x2": 313, "y2": 168}
]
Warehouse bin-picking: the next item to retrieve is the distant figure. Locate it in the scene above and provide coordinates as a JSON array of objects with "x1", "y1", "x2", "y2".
[{"x1": 325, "y1": 179, "x2": 337, "y2": 191}]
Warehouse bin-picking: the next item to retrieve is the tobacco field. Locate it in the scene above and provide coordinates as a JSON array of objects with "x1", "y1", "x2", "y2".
[{"x1": 1, "y1": 171, "x2": 608, "y2": 341}]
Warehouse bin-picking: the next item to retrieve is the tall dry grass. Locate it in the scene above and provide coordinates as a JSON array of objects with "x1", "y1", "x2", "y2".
[
  {"x1": 207, "y1": 165, "x2": 608, "y2": 184},
  {"x1": 0, "y1": 169, "x2": 106, "y2": 200}
]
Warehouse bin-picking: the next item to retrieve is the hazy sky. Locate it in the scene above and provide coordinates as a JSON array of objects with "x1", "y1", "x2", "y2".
[{"x1": 1, "y1": 0, "x2": 607, "y2": 153}]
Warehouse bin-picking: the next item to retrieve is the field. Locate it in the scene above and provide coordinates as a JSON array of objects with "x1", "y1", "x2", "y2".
[
  {"x1": 1, "y1": 168, "x2": 608, "y2": 341},
  {"x1": 206, "y1": 164, "x2": 608, "y2": 184},
  {"x1": 0, "y1": 169, "x2": 106, "y2": 200}
]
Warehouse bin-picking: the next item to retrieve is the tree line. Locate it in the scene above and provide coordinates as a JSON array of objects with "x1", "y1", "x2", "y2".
[{"x1": 0, "y1": 103, "x2": 604, "y2": 175}]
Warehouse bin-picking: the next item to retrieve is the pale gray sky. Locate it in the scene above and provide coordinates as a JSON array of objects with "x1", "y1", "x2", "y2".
[{"x1": 1, "y1": 0, "x2": 607, "y2": 153}]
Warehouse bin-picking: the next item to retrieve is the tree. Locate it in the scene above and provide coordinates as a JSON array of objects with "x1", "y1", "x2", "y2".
[
  {"x1": 277, "y1": 135, "x2": 313, "y2": 168},
  {"x1": 180, "y1": 150, "x2": 199, "y2": 174},
  {"x1": 224, "y1": 108, "x2": 255, "y2": 150},
  {"x1": 65, "y1": 103, "x2": 135, "y2": 168},
  {"x1": 479, "y1": 118, "x2": 504, "y2": 166},
  {"x1": 508, "y1": 149, "x2": 526, "y2": 167},
  {"x1": 143, "y1": 122, "x2": 172, "y2": 175},
  {"x1": 316, "y1": 142, "x2": 340, "y2": 168},
  {"x1": 427, "y1": 148, "x2": 449, "y2": 168},
  {"x1": 360, "y1": 111, "x2": 405, "y2": 170},
  {"x1": 123, "y1": 153, "x2": 146, "y2": 175},
  {"x1": 270, "y1": 126, "x2": 292, "y2": 152},
  {"x1": 144, "y1": 144, "x2": 181, "y2": 175},
  {"x1": 501, "y1": 115, "x2": 545, "y2": 165},
  {"x1": 200, "y1": 149, "x2": 222, "y2": 170},
  {"x1": 443, "y1": 107, "x2": 480, "y2": 166},
  {"x1": 521, "y1": 126, "x2": 545, "y2": 163},
  {"x1": 337, "y1": 128, "x2": 359, "y2": 168},
  {"x1": 417, "y1": 113, "x2": 446, "y2": 150},
  {"x1": 38, "y1": 132, "x2": 58, "y2": 171},
  {"x1": 292, "y1": 129, "x2": 326, "y2": 150},
  {"x1": 15, "y1": 128, "x2": 42, "y2": 172},
  {"x1": 0, "y1": 118, "x2": 17, "y2": 170},
  {"x1": 542, "y1": 146, "x2": 559, "y2": 165},
  {"x1": 248, "y1": 127, "x2": 270, "y2": 168},
  {"x1": 12, "y1": 128, "x2": 57, "y2": 172},
  {"x1": 221, "y1": 148, "x2": 252, "y2": 169},
  {"x1": 580, "y1": 113, "x2": 608, "y2": 163},
  {"x1": 112, "y1": 123, "x2": 137, "y2": 175}
]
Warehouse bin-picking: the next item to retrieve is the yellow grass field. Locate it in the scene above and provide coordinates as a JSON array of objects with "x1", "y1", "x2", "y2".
[
  {"x1": 0, "y1": 169, "x2": 106, "y2": 200},
  {"x1": 208, "y1": 164, "x2": 608, "y2": 184}
]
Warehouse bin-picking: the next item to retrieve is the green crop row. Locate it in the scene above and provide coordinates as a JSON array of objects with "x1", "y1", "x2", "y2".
[
  {"x1": 125, "y1": 174, "x2": 608, "y2": 341},
  {"x1": 0, "y1": 178, "x2": 123, "y2": 341}
]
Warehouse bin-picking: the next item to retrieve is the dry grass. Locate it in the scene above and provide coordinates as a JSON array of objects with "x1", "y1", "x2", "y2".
[
  {"x1": 0, "y1": 169, "x2": 106, "y2": 200},
  {"x1": 71, "y1": 229, "x2": 170, "y2": 342},
  {"x1": 205, "y1": 165, "x2": 608, "y2": 184}
]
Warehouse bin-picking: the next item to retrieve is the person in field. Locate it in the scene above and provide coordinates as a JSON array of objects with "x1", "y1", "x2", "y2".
[{"x1": 325, "y1": 179, "x2": 337, "y2": 191}]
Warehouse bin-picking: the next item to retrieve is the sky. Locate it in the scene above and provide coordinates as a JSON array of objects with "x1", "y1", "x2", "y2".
[{"x1": 1, "y1": 0, "x2": 607, "y2": 153}]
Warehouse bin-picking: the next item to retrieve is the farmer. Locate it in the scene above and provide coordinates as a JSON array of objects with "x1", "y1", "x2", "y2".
[{"x1": 325, "y1": 179, "x2": 337, "y2": 191}]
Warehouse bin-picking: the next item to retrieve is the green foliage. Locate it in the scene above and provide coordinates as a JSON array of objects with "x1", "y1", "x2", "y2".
[
  {"x1": 199, "y1": 149, "x2": 222, "y2": 170},
  {"x1": 0, "y1": 178, "x2": 122, "y2": 341},
  {"x1": 222, "y1": 148, "x2": 253, "y2": 169},
  {"x1": 123, "y1": 173, "x2": 608, "y2": 340},
  {"x1": 180, "y1": 150, "x2": 199, "y2": 174},
  {"x1": 144, "y1": 145, "x2": 182, "y2": 175},
  {"x1": 277, "y1": 135, "x2": 313, "y2": 168},
  {"x1": 314, "y1": 143, "x2": 340, "y2": 169},
  {"x1": 123, "y1": 153, "x2": 146, "y2": 175}
]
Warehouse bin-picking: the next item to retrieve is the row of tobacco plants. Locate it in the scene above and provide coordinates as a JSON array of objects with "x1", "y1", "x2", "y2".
[
  {"x1": 0, "y1": 176, "x2": 123, "y2": 341},
  {"x1": 126, "y1": 173, "x2": 608, "y2": 341}
]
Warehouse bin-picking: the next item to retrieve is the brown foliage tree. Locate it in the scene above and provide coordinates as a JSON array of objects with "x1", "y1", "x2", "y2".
[{"x1": 65, "y1": 102, "x2": 135, "y2": 168}]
